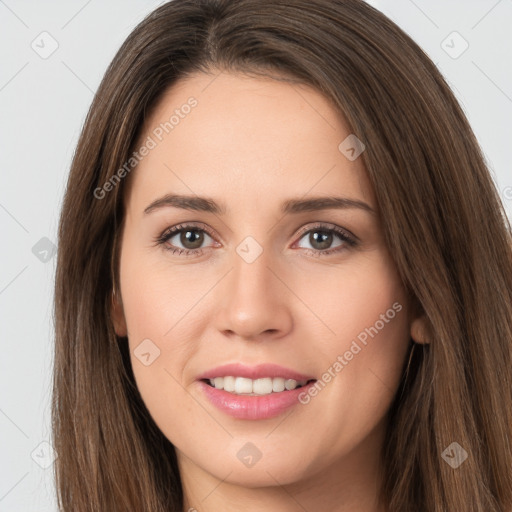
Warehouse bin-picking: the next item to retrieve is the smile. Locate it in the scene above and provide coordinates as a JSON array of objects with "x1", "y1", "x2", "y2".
[
  {"x1": 196, "y1": 363, "x2": 317, "y2": 419},
  {"x1": 204, "y1": 376, "x2": 312, "y2": 395}
]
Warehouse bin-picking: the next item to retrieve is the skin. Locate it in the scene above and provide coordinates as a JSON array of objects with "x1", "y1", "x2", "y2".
[{"x1": 112, "y1": 70, "x2": 428, "y2": 512}]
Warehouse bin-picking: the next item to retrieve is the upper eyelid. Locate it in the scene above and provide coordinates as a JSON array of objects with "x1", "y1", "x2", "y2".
[{"x1": 163, "y1": 221, "x2": 215, "y2": 237}]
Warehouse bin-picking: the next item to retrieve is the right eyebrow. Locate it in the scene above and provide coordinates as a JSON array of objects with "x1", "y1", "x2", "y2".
[{"x1": 144, "y1": 194, "x2": 226, "y2": 215}]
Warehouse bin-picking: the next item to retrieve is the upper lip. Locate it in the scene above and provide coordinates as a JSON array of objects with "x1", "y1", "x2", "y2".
[{"x1": 196, "y1": 363, "x2": 316, "y2": 381}]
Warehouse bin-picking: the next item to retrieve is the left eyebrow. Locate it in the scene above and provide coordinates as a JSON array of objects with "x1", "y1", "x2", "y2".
[
  {"x1": 281, "y1": 196, "x2": 375, "y2": 215},
  {"x1": 143, "y1": 193, "x2": 375, "y2": 216}
]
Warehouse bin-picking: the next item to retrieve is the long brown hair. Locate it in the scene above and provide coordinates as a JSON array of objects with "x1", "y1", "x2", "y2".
[{"x1": 53, "y1": 1, "x2": 512, "y2": 510}]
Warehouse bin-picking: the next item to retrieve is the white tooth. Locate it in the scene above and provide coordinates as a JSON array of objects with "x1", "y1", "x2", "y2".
[
  {"x1": 253, "y1": 378, "x2": 273, "y2": 395},
  {"x1": 209, "y1": 378, "x2": 215, "y2": 387},
  {"x1": 284, "y1": 379, "x2": 298, "y2": 390},
  {"x1": 223, "y1": 376, "x2": 236, "y2": 392},
  {"x1": 235, "y1": 377, "x2": 253, "y2": 394},
  {"x1": 213, "y1": 377, "x2": 224, "y2": 389},
  {"x1": 272, "y1": 377, "x2": 285, "y2": 392},
  {"x1": 297, "y1": 380, "x2": 307, "y2": 387}
]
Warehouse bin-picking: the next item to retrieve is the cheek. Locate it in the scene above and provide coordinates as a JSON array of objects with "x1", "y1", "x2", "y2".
[
  {"x1": 118, "y1": 241, "x2": 206, "y2": 423},
  {"x1": 119, "y1": 235, "x2": 214, "y2": 346},
  {"x1": 121, "y1": 277, "x2": 199, "y2": 443},
  {"x1": 303, "y1": 249, "x2": 408, "y2": 356},
  {"x1": 298, "y1": 252, "x2": 410, "y2": 441}
]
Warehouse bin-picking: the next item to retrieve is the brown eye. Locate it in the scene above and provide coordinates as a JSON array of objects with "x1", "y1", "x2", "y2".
[
  {"x1": 176, "y1": 229, "x2": 205, "y2": 250},
  {"x1": 294, "y1": 223, "x2": 357, "y2": 256},
  {"x1": 155, "y1": 223, "x2": 217, "y2": 256},
  {"x1": 307, "y1": 230, "x2": 335, "y2": 251}
]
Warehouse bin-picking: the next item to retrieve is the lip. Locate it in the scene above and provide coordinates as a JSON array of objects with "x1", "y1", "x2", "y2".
[
  {"x1": 196, "y1": 363, "x2": 317, "y2": 420},
  {"x1": 196, "y1": 363, "x2": 315, "y2": 381},
  {"x1": 197, "y1": 379, "x2": 317, "y2": 420}
]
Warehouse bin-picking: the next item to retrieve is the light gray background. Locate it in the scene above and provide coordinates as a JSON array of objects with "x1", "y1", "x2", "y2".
[{"x1": 1, "y1": 1, "x2": 511, "y2": 510}]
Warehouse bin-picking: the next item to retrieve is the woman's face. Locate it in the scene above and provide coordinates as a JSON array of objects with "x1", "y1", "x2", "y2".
[{"x1": 113, "y1": 71, "x2": 418, "y2": 494}]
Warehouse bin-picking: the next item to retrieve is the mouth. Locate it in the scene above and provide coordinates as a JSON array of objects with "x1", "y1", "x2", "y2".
[
  {"x1": 201, "y1": 376, "x2": 316, "y2": 396},
  {"x1": 196, "y1": 363, "x2": 317, "y2": 419}
]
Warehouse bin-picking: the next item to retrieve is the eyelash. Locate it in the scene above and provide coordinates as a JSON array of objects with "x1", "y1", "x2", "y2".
[{"x1": 154, "y1": 222, "x2": 358, "y2": 258}]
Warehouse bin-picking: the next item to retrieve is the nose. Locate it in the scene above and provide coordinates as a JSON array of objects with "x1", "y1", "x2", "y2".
[{"x1": 214, "y1": 246, "x2": 294, "y2": 342}]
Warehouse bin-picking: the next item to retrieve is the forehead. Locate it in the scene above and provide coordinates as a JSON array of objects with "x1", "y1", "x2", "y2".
[{"x1": 124, "y1": 71, "x2": 374, "y2": 214}]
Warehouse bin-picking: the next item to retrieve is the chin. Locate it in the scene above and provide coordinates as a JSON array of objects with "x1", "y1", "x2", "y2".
[{"x1": 211, "y1": 460, "x2": 309, "y2": 488}]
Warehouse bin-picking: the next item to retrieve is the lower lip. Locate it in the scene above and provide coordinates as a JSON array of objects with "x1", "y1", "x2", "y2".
[{"x1": 197, "y1": 380, "x2": 316, "y2": 420}]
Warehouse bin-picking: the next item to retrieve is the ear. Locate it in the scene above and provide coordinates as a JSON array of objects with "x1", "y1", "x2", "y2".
[
  {"x1": 111, "y1": 290, "x2": 128, "y2": 337},
  {"x1": 410, "y1": 314, "x2": 430, "y2": 344}
]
